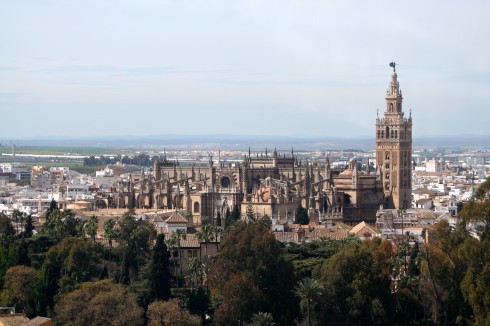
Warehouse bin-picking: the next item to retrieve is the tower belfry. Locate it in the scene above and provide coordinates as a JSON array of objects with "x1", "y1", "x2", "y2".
[{"x1": 376, "y1": 63, "x2": 412, "y2": 209}]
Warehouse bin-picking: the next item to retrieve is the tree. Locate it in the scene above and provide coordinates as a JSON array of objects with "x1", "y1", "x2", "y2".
[
  {"x1": 316, "y1": 243, "x2": 392, "y2": 325},
  {"x1": 0, "y1": 265, "x2": 37, "y2": 318},
  {"x1": 196, "y1": 224, "x2": 214, "y2": 257},
  {"x1": 42, "y1": 209, "x2": 82, "y2": 242},
  {"x1": 36, "y1": 237, "x2": 102, "y2": 315},
  {"x1": 187, "y1": 286, "x2": 211, "y2": 324},
  {"x1": 103, "y1": 218, "x2": 117, "y2": 249},
  {"x1": 85, "y1": 215, "x2": 99, "y2": 242},
  {"x1": 259, "y1": 214, "x2": 272, "y2": 228},
  {"x1": 165, "y1": 234, "x2": 179, "y2": 285},
  {"x1": 11, "y1": 209, "x2": 25, "y2": 235},
  {"x1": 295, "y1": 205, "x2": 309, "y2": 225},
  {"x1": 46, "y1": 199, "x2": 58, "y2": 221},
  {"x1": 231, "y1": 205, "x2": 241, "y2": 223},
  {"x1": 188, "y1": 257, "x2": 204, "y2": 289},
  {"x1": 419, "y1": 220, "x2": 475, "y2": 325},
  {"x1": 216, "y1": 211, "x2": 222, "y2": 227},
  {"x1": 23, "y1": 214, "x2": 34, "y2": 238},
  {"x1": 225, "y1": 207, "x2": 231, "y2": 228},
  {"x1": 54, "y1": 279, "x2": 144, "y2": 326},
  {"x1": 246, "y1": 205, "x2": 255, "y2": 221},
  {"x1": 294, "y1": 278, "x2": 322, "y2": 326},
  {"x1": 249, "y1": 312, "x2": 276, "y2": 326},
  {"x1": 209, "y1": 222, "x2": 298, "y2": 325},
  {"x1": 174, "y1": 228, "x2": 187, "y2": 283},
  {"x1": 116, "y1": 210, "x2": 157, "y2": 281},
  {"x1": 147, "y1": 299, "x2": 200, "y2": 326},
  {"x1": 0, "y1": 213, "x2": 15, "y2": 247},
  {"x1": 213, "y1": 225, "x2": 223, "y2": 252},
  {"x1": 148, "y1": 234, "x2": 171, "y2": 301}
]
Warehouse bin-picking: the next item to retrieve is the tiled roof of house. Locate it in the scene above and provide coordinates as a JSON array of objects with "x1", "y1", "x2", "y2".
[
  {"x1": 179, "y1": 234, "x2": 200, "y2": 248},
  {"x1": 25, "y1": 316, "x2": 52, "y2": 326},
  {"x1": 421, "y1": 212, "x2": 437, "y2": 220},
  {"x1": 416, "y1": 198, "x2": 432, "y2": 205},
  {"x1": 273, "y1": 232, "x2": 300, "y2": 243},
  {"x1": 165, "y1": 211, "x2": 188, "y2": 224},
  {"x1": 0, "y1": 314, "x2": 30, "y2": 326},
  {"x1": 308, "y1": 227, "x2": 350, "y2": 241},
  {"x1": 350, "y1": 221, "x2": 380, "y2": 237}
]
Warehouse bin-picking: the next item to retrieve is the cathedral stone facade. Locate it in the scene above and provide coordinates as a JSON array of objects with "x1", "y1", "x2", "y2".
[{"x1": 106, "y1": 66, "x2": 412, "y2": 224}]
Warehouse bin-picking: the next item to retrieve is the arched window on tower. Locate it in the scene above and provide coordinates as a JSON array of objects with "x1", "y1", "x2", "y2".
[
  {"x1": 389, "y1": 103, "x2": 393, "y2": 112},
  {"x1": 386, "y1": 127, "x2": 390, "y2": 138},
  {"x1": 193, "y1": 201, "x2": 200, "y2": 213},
  {"x1": 395, "y1": 130, "x2": 398, "y2": 139}
]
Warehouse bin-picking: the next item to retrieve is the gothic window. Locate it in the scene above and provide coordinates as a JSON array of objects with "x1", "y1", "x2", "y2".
[
  {"x1": 389, "y1": 103, "x2": 393, "y2": 112},
  {"x1": 221, "y1": 176, "x2": 231, "y2": 188},
  {"x1": 381, "y1": 130, "x2": 384, "y2": 138},
  {"x1": 378, "y1": 130, "x2": 380, "y2": 139},
  {"x1": 193, "y1": 201, "x2": 200, "y2": 213},
  {"x1": 386, "y1": 127, "x2": 390, "y2": 138},
  {"x1": 395, "y1": 130, "x2": 398, "y2": 139},
  {"x1": 391, "y1": 130, "x2": 394, "y2": 138}
]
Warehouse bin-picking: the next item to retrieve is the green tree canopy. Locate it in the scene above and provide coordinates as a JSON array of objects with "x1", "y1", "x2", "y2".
[
  {"x1": 147, "y1": 298, "x2": 200, "y2": 326},
  {"x1": 0, "y1": 265, "x2": 37, "y2": 318},
  {"x1": 54, "y1": 279, "x2": 144, "y2": 326},
  {"x1": 148, "y1": 234, "x2": 171, "y2": 301},
  {"x1": 209, "y1": 222, "x2": 298, "y2": 325},
  {"x1": 316, "y1": 243, "x2": 392, "y2": 325},
  {"x1": 295, "y1": 205, "x2": 309, "y2": 225}
]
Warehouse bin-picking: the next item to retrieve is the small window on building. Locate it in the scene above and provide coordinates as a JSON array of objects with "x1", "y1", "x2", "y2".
[{"x1": 194, "y1": 201, "x2": 200, "y2": 213}]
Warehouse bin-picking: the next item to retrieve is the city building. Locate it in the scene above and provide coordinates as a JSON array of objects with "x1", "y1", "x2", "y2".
[{"x1": 100, "y1": 67, "x2": 413, "y2": 225}]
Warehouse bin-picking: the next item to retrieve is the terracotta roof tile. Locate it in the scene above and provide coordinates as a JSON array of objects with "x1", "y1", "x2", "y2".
[{"x1": 165, "y1": 212, "x2": 188, "y2": 224}]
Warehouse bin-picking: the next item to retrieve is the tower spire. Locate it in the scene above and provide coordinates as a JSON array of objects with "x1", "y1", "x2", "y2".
[{"x1": 376, "y1": 64, "x2": 412, "y2": 210}]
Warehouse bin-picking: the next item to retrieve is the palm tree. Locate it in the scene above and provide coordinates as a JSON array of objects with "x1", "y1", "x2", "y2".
[
  {"x1": 188, "y1": 257, "x2": 204, "y2": 289},
  {"x1": 173, "y1": 228, "x2": 187, "y2": 284},
  {"x1": 196, "y1": 224, "x2": 214, "y2": 257},
  {"x1": 103, "y1": 219, "x2": 116, "y2": 249},
  {"x1": 212, "y1": 225, "x2": 223, "y2": 252},
  {"x1": 249, "y1": 312, "x2": 275, "y2": 326},
  {"x1": 85, "y1": 215, "x2": 99, "y2": 242},
  {"x1": 165, "y1": 234, "x2": 179, "y2": 285},
  {"x1": 294, "y1": 278, "x2": 322, "y2": 326}
]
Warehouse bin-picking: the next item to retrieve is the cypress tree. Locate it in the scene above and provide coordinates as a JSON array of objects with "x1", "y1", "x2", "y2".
[
  {"x1": 216, "y1": 212, "x2": 222, "y2": 227},
  {"x1": 149, "y1": 234, "x2": 171, "y2": 301}
]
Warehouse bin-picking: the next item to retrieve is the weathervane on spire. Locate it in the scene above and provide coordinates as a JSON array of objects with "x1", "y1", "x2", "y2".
[{"x1": 389, "y1": 61, "x2": 396, "y2": 72}]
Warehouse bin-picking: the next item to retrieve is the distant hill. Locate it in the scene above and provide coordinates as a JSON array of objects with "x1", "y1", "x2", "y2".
[{"x1": 1, "y1": 134, "x2": 489, "y2": 151}]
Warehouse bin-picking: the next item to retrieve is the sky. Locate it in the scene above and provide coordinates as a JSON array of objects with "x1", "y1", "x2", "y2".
[{"x1": 1, "y1": 0, "x2": 489, "y2": 140}]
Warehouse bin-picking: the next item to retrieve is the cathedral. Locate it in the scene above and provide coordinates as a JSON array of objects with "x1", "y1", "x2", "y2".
[{"x1": 107, "y1": 65, "x2": 412, "y2": 225}]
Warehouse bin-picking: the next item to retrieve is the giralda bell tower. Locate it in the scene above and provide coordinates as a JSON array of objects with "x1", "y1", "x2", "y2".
[{"x1": 376, "y1": 62, "x2": 412, "y2": 209}]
